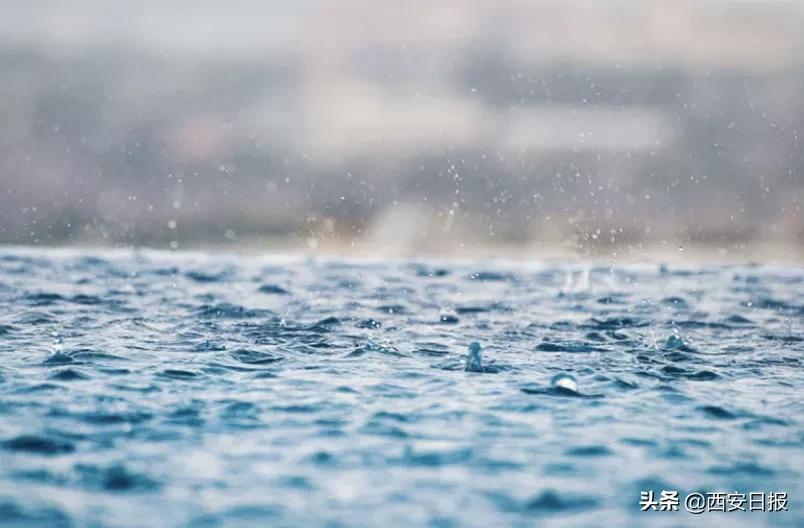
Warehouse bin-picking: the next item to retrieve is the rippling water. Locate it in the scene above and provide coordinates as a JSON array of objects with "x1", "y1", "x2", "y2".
[{"x1": 0, "y1": 249, "x2": 801, "y2": 527}]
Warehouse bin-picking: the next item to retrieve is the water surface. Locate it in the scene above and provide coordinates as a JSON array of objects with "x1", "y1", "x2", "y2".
[{"x1": 0, "y1": 249, "x2": 802, "y2": 527}]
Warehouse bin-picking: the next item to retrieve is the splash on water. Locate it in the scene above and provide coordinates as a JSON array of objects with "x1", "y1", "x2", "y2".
[
  {"x1": 465, "y1": 341, "x2": 483, "y2": 372},
  {"x1": 550, "y1": 373, "x2": 578, "y2": 392}
]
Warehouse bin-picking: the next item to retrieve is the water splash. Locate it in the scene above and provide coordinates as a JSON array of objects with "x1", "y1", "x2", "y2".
[
  {"x1": 464, "y1": 341, "x2": 483, "y2": 372},
  {"x1": 550, "y1": 373, "x2": 579, "y2": 392}
]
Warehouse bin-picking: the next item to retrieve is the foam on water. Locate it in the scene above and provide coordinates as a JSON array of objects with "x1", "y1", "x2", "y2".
[{"x1": 0, "y1": 249, "x2": 802, "y2": 526}]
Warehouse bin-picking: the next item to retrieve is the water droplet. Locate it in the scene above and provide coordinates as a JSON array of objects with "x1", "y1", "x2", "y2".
[{"x1": 550, "y1": 373, "x2": 578, "y2": 392}]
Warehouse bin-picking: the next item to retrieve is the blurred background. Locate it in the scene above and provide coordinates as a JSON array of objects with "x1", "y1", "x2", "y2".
[{"x1": 0, "y1": 0, "x2": 802, "y2": 259}]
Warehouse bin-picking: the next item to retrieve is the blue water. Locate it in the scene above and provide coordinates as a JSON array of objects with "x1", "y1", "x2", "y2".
[{"x1": 0, "y1": 249, "x2": 801, "y2": 527}]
